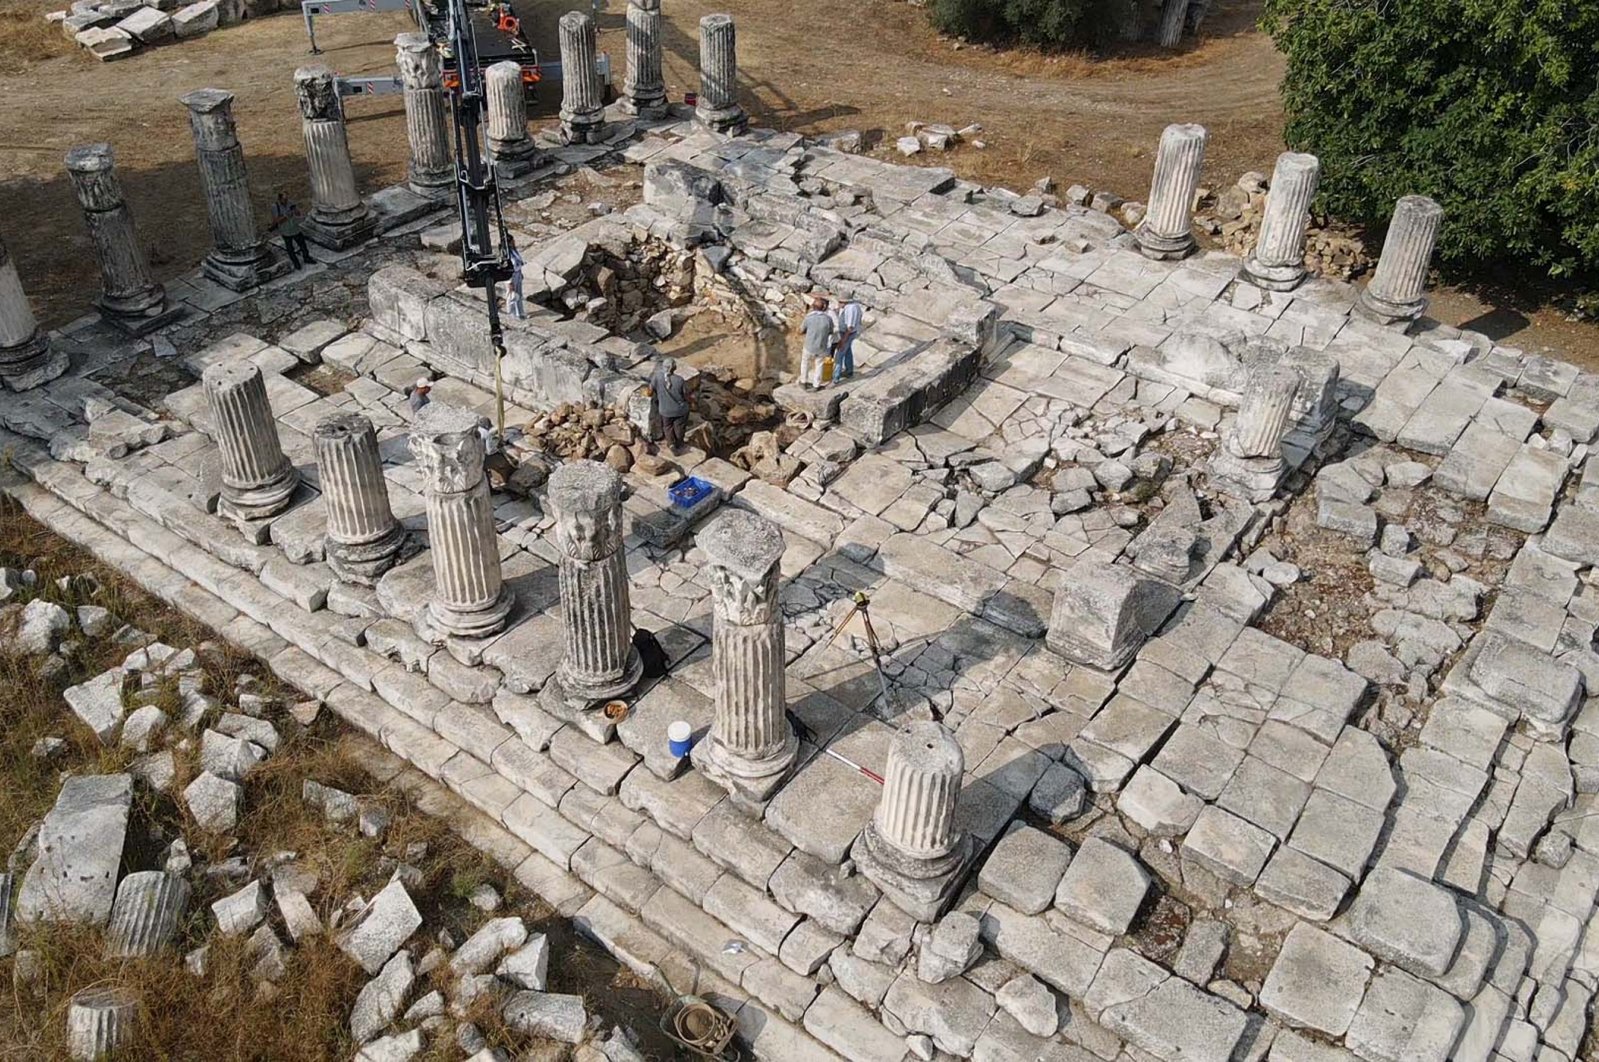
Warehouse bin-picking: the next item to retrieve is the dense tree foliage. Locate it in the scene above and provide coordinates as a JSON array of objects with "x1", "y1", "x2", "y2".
[
  {"x1": 929, "y1": 0, "x2": 1137, "y2": 51},
  {"x1": 1261, "y1": 0, "x2": 1599, "y2": 279}
]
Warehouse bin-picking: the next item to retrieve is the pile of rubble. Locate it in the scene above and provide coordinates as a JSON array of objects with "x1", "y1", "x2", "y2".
[
  {"x1": 1196, "y1": 171, "x2": 1372, "y2": 281},
  {"x1": 47, "y1": 0, "x2": 223, "y2": 62},
  {"x1": 896, "y1": 121, "x2": 985, "y2": 156},
  {"x1": 552, "y1": 237, "x2": 698, "y2": 339}
]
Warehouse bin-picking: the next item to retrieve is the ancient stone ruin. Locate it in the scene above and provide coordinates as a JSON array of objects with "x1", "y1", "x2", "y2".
[{"x1": 3, "y1": 13, "x2": 1599, "y2": 1062}]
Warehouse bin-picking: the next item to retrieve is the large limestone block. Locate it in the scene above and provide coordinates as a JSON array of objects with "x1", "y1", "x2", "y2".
[
  {"x1": 171, "y1": 0, "x2": 218, "y2": 37},
  {"x1": 1259, "y1": 922, "x2": 1373, "y2": 1036},
  {"x1": 338, "y1": 878, "x2": 422, "y2": 974},
  {"x1": 1346, "y1": 865, "x2": 1464, "y2": 978},
  {"x1": 17, "y1": 774, "x2": 133, "y2": 926},
  {"x1": 1046, "y1": 561, "x2": 1180, "y2": 671}
]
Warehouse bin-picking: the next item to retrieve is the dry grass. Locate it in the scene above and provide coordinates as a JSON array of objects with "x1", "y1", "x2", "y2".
[
  {"x1": 0, "y1": 1, "x2": 75, "y2": 75},
  {"x1": 0, "y1": 499, "x2": 676, "y2": 1059}
]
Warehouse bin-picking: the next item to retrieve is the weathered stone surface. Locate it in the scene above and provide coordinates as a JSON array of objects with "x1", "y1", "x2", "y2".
[
  {"x1": 184, "y1": 770, "x2": 241, "y2": 832},
  {"x1": 1259, "y1": 922, "x2": 1373, "y2": 1035},
  {"x1": 978, "y1": 822, "x2": 1071, "y2": 915},
  {"x1": 17, "y1": 773, "x2": 132, "y2": 926},
  {"x1": 64, "y1": 669, "x2": 127, "y2": 743},
  {"x1": 1046, "y1": 561, "x2": 1180, "y2": 671},
  {"x1": 1053, "y1": 837, "x2": 1148, "y2": 935},
  {"x1": 105, "y1": 871, "x2": 188, "y2": 957},
  {"x1": 1344, "y1": 966, "x2": 1464, "y2": 1062},
  {"x1": 502, "y1": 990, "x2": 588, "y2": 1043},
  {"x1": 351, "y1": 950, "x2": 415, "y2": 1044},
  {"x1": 1346, "y1": 866, "x2": 1464, "y2": 978},
  {"x1": 1180, "y1": 804, "x2": 1275, "y2": 886},
  {"x1": 339, "y1": 879, "x2": 422, "y2": 974}
]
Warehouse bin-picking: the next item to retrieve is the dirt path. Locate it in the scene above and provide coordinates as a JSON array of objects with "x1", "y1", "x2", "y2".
[{"x1": 2, "y1": 0, "x2": 1595, "y2": 364}]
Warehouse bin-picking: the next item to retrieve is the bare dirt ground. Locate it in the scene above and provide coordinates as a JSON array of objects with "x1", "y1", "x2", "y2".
[{"x1": 2, "y1": 0, "x2": 1597, "y2": 364}]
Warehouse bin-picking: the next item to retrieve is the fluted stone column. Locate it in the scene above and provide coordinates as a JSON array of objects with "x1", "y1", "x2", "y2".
[
  {"x1": 1359, "y1": 195, "x2": 1443, "y2": 325},
  {"x1": 395, "y1": 34, "x2": 454, "y2": 196},
  {"x1": 1155, "y1": 0, "x2": 1190, "y2": 47},
  {"x1": 293, "y1": 65, "x2": 376, "y2": 250},
  {"x1": 1209, "y1": 366, "x2": 1300, "y2": 501},
  {"x1": 105, "y1": 871, "x2": 188, "y2": 958},
  {"x1": 692, "y1": 511, "x2": 796, "y2": 803},
  {"x1": 65, "y1": 143, "x2": 181, "y2": 336},
  {"x1": 696, "y1": 14, "x2": 747, "y2": 135},
  {"x1": 485, "y1": 61, "x2": 539, "y2": 179},
  {"x1": 1135, "y1": 123, "x2": 1207, "y2": 261},
  {"x1": 854, "y1": 722, "x2": 974, "y2": 921},
  {"x1": 204, "y1": 361, "x2": 300, "y2": 524},
  {"x1": 1279, "y1": 344, "x2": 1341, "y2": 446},
  {"x1": 558, "y1": 11, "x2": 606, "y2": 145},
  {"x1": 67, "y1": 986, "x2": 138, "y2": 1062},
  {"x1": 316, "y1": 413, "x2": 405, "y2": 586},
  {"x1": 623, "y1": 0, "x2": 667, "y2": 118},
  {"x1": 180, "y1": 89, "x2": 290, "y2": 292},
  {"x1": 0, "y1": 235, "x2": 67, "y2": 392},
  {"x1": 1244, "y1": 152, "x2": 1320, "y2": 292},
  {"x1": 544, "y1": 461, "x2": 641, "y2": 713},
  {"x1": 0, "y1": 871, "x2": 14, "y2": 959},
  {"x1": 410, "y1": 404, "x2": 512, "y2": 640}
]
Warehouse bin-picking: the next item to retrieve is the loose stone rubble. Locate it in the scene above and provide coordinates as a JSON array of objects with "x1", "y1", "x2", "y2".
[{"x1": 6, "y1": 14, "x2": 1599, "y2": 1062}]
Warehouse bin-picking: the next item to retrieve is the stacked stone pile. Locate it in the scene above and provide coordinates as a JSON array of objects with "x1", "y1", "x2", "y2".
[
  {"x1": 1196, "y1": 171, "x2": 1372, "y2": 281},
  {"x1": 48, "y1": 0, "x2": 223, "y2": 62}
]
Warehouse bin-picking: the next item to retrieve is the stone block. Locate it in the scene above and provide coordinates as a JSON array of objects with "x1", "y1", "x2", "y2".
[
  {"x1": 1287, "y1": 788, "x2": 1383, "y2": 878},
  {"x1": 979, "y1": 900, "x2": 1106, "y2": 997},
  {"x1": 1259, "y1": 922, "x2": 1373, "y2": 1036},
  {"x1": 1343, "y1": 967, "x2": 1464, "y2": 1062},
  {"x1": 1045, "y1": 561, "x2": 1180, "y2": 671},
  {"x1": 1218, "y1": 755, "x2": 1310, "y2": 840},
  {"x1": 978, "y1": 822, "x2": 1072, "y2": 915},
  {"x1": 1180, "y1": 805, "x2": 1275, "y2": 887},
  {"x1": 16, "y1": 774, "x2": 132, "y2": 926},
  {"x1": 768, "y1": 849, "x2": 878, "y2": 937},
  {"x1": 1254, "y1": 845, "x2": 1349, "y2": 922},
  {"x1": 883, "y1": 972, "x2": 997, "y2": 1057},
  {"x1": 1052, "y1": 837, "x2": 1149, "y2": 936},
  {"x1": 1346, "y1": 866, "x2": 1464, "y2": 979},
  {"x1": 338, "y1": 879, "x2": 422, "y2": 975},
  {"x1": 1468, "y1": 632, "x2": 1582, "y2": 737}
]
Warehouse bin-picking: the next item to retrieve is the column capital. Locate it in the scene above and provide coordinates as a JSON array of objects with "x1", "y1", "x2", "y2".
[
  {"x1": 548, "y1": 460, "x2": 624, "y2": 561},
  {"x1": 294, "y1": 64, "x2": 342, "y2": 121},
  {"x1": 408, "y1": 404, "x2": 486, "y2": 493},
  {"x1": 699, "y1": 510, "x2": 783, "y2": 625},
  {"x1": 395, "y1": 33, "x2": 441, "y2": 89}
]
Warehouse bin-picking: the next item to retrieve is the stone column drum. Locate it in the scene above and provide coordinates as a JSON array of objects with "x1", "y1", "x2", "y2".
[
  {"x1": 691, "y1": 510, "x2": 797, "y2": 803},
  {"x1": 1244, "y1": 152, "x2": 1320, "y2": 292},
  {"x1": 854, "y1": 722, "x2": 974, "y2": 921},
  {"x1": 1359, "y1": 195, "x2": 1443, "y2": 325},
  {"x1": 1135, "y1": 123, "x2": 1207, "y2": 261},
  {"x1": 293, "y1": 65, "x2": 377, "y2": 249},
  {"x1": 64, "y1": 143, "x2": 180, "y2": 336},
  {"x1": 204, "y1": 361, "x2": 300, "y2": 524},
  {"x1": 0, "y1": 235, "x2": 67, "y2": 392},
  {"x1": 180, "y1": 88, "x2": 291, "y2": 292},
  {"x1": 696, "y1": 14, "x2": 747, "y2": 135},
  {"x1": 315, "y1": 413, "x2": 405, "y2": 586},
  {"x1": 67, "y1": 986, "x2": 138, "y2": 1062},
  {"x1": 410, "y1": 404, "x2": 513, "y2": 639},
  {"x1": 545, "y1": 460, "x2": 641, "y2": 706},
  {"x1": 1208, "y1": 366, "x2": 1301, "y2": 502},
  {"x1": 485, "y1": 61, "x2": 539, "y2": 178},
  {"x1": 623, "y1": 0, "x2": 668, "y2": 118},
  {"x1": 557, "y1": 11, "x2": 606, "y2": 145},
  {"x1": 395, "y1": 34, "x2": 455, "y2": 196}
]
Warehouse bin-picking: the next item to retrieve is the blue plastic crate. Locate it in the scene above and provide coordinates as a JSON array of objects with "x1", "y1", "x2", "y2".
[{"x1": 668, "y1": 475, "x2": 716, "y2": 510}]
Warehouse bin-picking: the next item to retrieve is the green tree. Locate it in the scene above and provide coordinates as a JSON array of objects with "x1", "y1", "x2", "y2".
[
  {"x1": 929, "y1": 0, "x2": 1136, "y2": 51},
  {"x1": 1260, "y1": 0, "x2": 1599, "y2": 279}
]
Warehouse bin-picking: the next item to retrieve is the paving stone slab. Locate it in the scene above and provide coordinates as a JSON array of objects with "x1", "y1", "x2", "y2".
[
  {"x1": 1259, "y1": 922, "x2": 1373, "y2": 1036},
  {"x1": 1052, "y1": 837, "x2": 1149, "y2": 936},
  {"x1": 1254, "y1": 844, "x2": 1350, "y2": 922},
  {"x1": 1343, "y1": 966, "x2": 1465, "y2": 1062},
  {"x1": 16, "y1": 773, "x2": 133, "y2": 926},
  {"x1": 978, "y1": 822, "x2": 1073, "y2": 916},
  {"x1": 1345, "y1": 865, "x2": 1464, "y2": 979}
]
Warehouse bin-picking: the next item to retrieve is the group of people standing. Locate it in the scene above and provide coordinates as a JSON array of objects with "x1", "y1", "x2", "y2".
[{"x1": 799, "y1": 294, "x2": 864, "y2": 391}]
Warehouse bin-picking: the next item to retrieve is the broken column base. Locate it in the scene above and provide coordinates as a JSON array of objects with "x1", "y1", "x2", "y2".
[
  {"x1": 1356, "y1": 288, "x2": 1426, "y2": 327},
  {"x1": 100, "y1": 301, "x2": 184, "y2": 339},
  {"x1": 1241, "y1": 257, "x2": 1306, "y2": 293},
  {"x1": 421, "y1": 587, "x2": 515, "y2": 644},
  {"x1": 489, "y1": 144, "x2": 540, "y2": 182},
  {"x1": 217, "y1": 468, "x2": 301, "y2": 529},
  {"x1": 1, "y1": 345, "x2": 70, "y2": 393},
  {"x1": 620, "y1": 96, "x2": 669, "y2": 120},
  {"x1": 203, "y1": 249, "x2": 294, "y2": 293},
  {"x1": 852, "y1": 824, "x2": 974, "y2": 923},
  {"x1": 326, "y1": 524, "x2": 408, "y2": 588},
  {"x1": 559, "y1": 115, "x2": 607, "y2": 146},
  {"x1": 1133, "y1": 222, "x2": 1196, "y2": 262},
  {"x1": 1207, "y1": 448, "x2": 1286, "y2": 503},
  {"x1": 303, "y1": 212, "x2": 379, "y2": 252},
  {"x1": 691, "y1": 731, "x2": 798, "y2": 806},
  {"x1": 694, "y1": 105, "x2": 747, "y2": 137}
]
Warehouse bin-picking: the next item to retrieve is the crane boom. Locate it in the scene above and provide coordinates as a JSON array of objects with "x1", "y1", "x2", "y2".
[{"x1": 441, "y1": 0, "x2": 514, "y2": 441}]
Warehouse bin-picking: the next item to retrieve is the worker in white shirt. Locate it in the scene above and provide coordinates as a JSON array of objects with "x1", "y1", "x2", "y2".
[{"x1": 833, "y1": 297, "x2": 864, "y2": 380}]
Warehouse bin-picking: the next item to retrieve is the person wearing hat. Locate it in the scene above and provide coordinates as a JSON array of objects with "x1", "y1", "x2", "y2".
[
  {"x1": 799, "y1": 294, "x2": 835, "y2": 391},
  {"x1": 407, "y1": 378, "x2": 432, "y2": 413}
]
